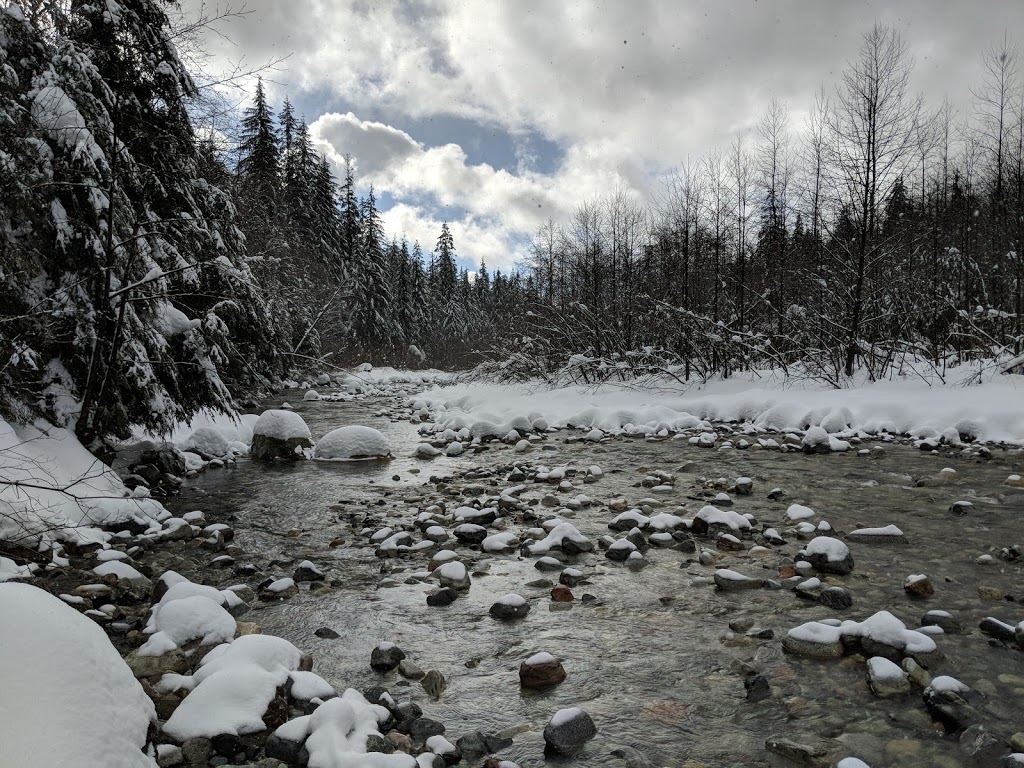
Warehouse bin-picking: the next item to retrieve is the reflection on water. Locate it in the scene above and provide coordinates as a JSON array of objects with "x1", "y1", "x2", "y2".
[{"x1": 168, "y1": 396, "x2": 1024, "y2": 767}]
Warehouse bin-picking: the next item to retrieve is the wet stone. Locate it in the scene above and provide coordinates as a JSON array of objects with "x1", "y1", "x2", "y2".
[{"x1": 744, "y1": 674, "x2": 771, "y2": 702}]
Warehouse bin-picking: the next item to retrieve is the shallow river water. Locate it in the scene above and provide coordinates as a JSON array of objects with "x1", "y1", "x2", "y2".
[{"x1": 168, "y1": 394, "x2": 1024, "y2": 768}]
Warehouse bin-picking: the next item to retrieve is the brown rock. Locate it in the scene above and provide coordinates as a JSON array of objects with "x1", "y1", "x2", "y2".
[
  {"x1": 778, "y1": 564, "x2": 797, "y2": 578},
  {"x1": 519, "y1": 656, "x2": 567, "y2": 689},
  {"x1": 550, "y1": 586, "x2": 574, "y2": 602},
  {"x1": 978, "y1": 586, "x2": 1004, "y2": 601},
  {"x1": 904, "y1": 576, "x2": 934, "y2": 598}
]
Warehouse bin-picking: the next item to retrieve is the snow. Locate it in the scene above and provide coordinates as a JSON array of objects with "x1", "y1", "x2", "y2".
[
  {"x1": 695, "y1": 505, "x2": 751, "y2": 531},
  {"x1": 524, "y1": 521, "x2": 591, "y2": 554},
  {"x1": 495, "y1": 593, "x2": 527, "y2": 606},
  {"x1": 252, "y1": 409, "x2": 312, "y2": 441},
  {"x1": 841, "y1": 611, "x2": 937, "y2": 654},
  {"x1": 0, "y1": 416, "x2": 165, "y2": 550},
  {"x1": 867, "y1": 656, "x2": 904, "y2": 681},
  {"x1": 181, "y1": 426, "x2": 230, "y2": 457},
  {"x1": 847, "y1": 525, "x2": 904, "y2": 537},
  {"x1": 836, "y1": 760, "x2": 872, "y2": 768},
  {"x1": 302, "y1": 691, "x2": 416, "y2": 768},
  {"x1": 436, "y1": 561, "x2": 467, "y2": 580},
  {"x1": 526, "y1": 652, "x2": 557, "y2": 665},
  {"x1": 162, "y1": 661, "x2": 282, "y2": 739},
  {"x1": 0, "y1": 583, "x2": 156, "y2": 767},
  {"x1": 549, "y1": 706, "x2": 584, "y2": 727},
  {"x1": 802, "y1": 536, "x2": 850, "y2": 562},
  {"x1": 314, "y1": 426, "x2": 392, "y2": 460},
  {"x1": 786, "y1": 620, "x2": 844, "y2": 645},
  {"x1": 289, "y1": 670, "x2": 336, "y2": 701},
  {"x1": 138, "y1": 595, "x2": 236, "y2": 655},
  {"x1": 94, "y1": 560, "x2": 146, "y2": 581},
  {"x1": 0, "y1": 555, "x2": 36, "y2": 582},
  {"x1": 482, "y1": 532, "x2": 518, "y2": 552},
  {"x1": 154, "y1": 303, "x2": 201, "y2": 337},
  {"x1": 786, "y1": 504, "x2": 816, "y2": 520},
  {"x1": 927, "y1": 675, "x2": 970, "y2": 693},
  {"x1": 411, "y1": 373, "x2": 1024, "y2": 445}
]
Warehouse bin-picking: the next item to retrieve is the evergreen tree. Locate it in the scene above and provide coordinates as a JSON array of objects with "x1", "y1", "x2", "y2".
[{"x1": 237, "y1": 78, "x2": 279, "y2": 220}]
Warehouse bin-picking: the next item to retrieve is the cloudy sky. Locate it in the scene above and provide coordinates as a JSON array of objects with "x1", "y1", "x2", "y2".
[{"x1": 182, "y1": 0, "x2": 1024, "y2": 274}]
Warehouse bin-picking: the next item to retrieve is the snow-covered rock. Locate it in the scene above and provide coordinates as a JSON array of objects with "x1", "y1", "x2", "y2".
[
  {"x1": 0, "y1": 583, "x2": 156, "y2": 767},
  {"x1": 250, "y1": 410, "x2": 314, "y2": 461},
  {"x1": 314, "y1": 426, "x2": 392, "y2": 461}
]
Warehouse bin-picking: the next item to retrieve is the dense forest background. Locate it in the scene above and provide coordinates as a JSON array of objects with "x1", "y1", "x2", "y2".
[{"x1": 1, "y1": 2, "x2": 1022, "y2": 445}]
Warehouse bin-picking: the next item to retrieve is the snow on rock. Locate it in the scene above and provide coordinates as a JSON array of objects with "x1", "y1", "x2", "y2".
[
  {"x1": 798, "y1": 536, "x2": 854, "y2": 575},
  {"x1": 250, "y1": 410, "x2": 314, "y2": 461},
  {"x1": 162, "y1": 661, "x2": 283, "y2": 740},
  {"x1": 0, "y1": 583, "x2": 156, "y2": 767},
  {"x1": 253, "y1": 409, "x2": 312, "y2": 441},
  {"x1": 0, "y1": 416, "x2": 165, "y2": 550},
  {"x1": 786, "y1": 504, "x2": 816, "y2": 520},
  {"x1": 523, "y1": 522, "x2": 593, "y2": 555},
  {"x1": 181, "y1": 426, "x2": 230, "y2": 457},
  {"x1": 303, "y1": 390, "x2": 322, "y2": 401},
  {"x1": 691, "y1": 505, "x2": 751, "y2": 536},
  {"x1": 270, "y1": 689, "x2": 416, "y2": 768},
  {"x1": 314, "y1": 426, "x2": 392, "y2": 461},
  {"x1": 138, "y1": 595, "x2": 236, "y2": 656},
  {"x1": 0, "y1": 556, "x2": 36, "y2": 583}
]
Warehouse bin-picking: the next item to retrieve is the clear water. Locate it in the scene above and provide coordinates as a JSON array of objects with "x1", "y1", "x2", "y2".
[{"x1": 168, "y1": 395, "x2": 1024, "y2": 767}]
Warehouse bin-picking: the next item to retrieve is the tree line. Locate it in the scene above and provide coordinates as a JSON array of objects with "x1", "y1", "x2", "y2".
[{"x1": 517, "y1": 25, "x2": 1024, "y2": 385}]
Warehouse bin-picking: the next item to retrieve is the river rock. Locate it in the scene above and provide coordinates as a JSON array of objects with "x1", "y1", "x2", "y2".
[
  {"x1": 904, "y1": 574, "x2": 934, "y2": 598},
  {"x1": 437, "y1": 561, "x2": 470, "y2": 591},
  {"x1": 783, "y1": 621, "x2": 844, "y2": 658},
  {"x1": 543, "y1": 707, "x2": 597, "y2": 755},
  {"x1": 922, "y1": 676, "x2": 986, "y2": 734},
  {"x1": 714, "y1": 568, "x2": 763, "y2": 590},
  {"x1": 489, "y1": 593, "x2": 530, "y2": 620},
  {"x1": 818, "y1": 586, "x2": 853, "y2": 610},
  {"x1": 398, "y1": 659, "x2": 425, "y2": 680},
  {"x1": 550, "y1": 585, "x2": 574, "y2": 602},
  {"x1": 427, "y1": 588, "x2": 458, "y2": 607},
  {"x1": 314, "y1": 627, "x2": 340, "y2": 639},
  {"x1": 520, "y1": 652, "x2": 566, "y2": 689},
  {"x1": 421, "y1": 669, "x2": 446, "y2": 698},
  {"x1": 921, "y1": 610, "x2": 961, "y2": 634},
  {"x1": 979, "y1": 616, "x2": 1018, "y2": 643},
  {"x1": 409, "y1": 717, "x2": 446, "y2": 743},
  {"x1": 370, "y1": 642, "x2": 406, "y2": 672},
  {"x1": 744, "y1": 673, "x2": 771, "y2": 702},
  {"x1": 293, "y1": 560, "x2": 325, "y2": 582},
  {"x1": 250, "y1": 410, "x2": 313, "y2": 462},
  {"x1": 765, "y1": 735, "x2": 833, "y2": 766},
  {"x1": 867, "y1": 656, "x2": 911, "y2": 697},
  {"x1": 126, "y1": 647, "x2": 190, "y2": 678},
  {"x1": 798, "y1": 536, "x2": 854, "y2": 575}
]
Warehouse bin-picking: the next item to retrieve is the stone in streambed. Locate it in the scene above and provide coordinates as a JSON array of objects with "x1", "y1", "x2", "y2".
[
  {"x1": 543, "y1": 707, "x2": 597, "y2": 755},
  {"x1": 519, "y1": 652, "x2": 566, "y2": 689},
  {"x1": 370, "y1": 641, "x2": 406, "y2": 672}
]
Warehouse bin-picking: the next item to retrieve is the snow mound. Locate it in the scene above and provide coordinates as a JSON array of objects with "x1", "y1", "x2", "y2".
[
  {"x1": 314, "y1": 426, "x2": 392, "y2": 461},
  {"x1": 0, "y1": 583, "x2": 156, "y2": 767},
  {"x1": 181, "y1": 426, "x2": 230, "y2": 457},
  {"x1": 0, "y1": 416, "x2": 165, "y2": 550},
  {"x1": 138, "y1": 595, "x2": 236, "y2": 656}
]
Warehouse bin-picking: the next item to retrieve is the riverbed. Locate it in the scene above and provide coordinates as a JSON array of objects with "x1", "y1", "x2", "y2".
[{"x1": 167, "y1": 393, "x2": 1024, "y2": 767}]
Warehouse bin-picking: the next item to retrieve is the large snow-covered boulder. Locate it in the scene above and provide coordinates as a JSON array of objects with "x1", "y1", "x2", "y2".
[
  {"x1": 313, "y1": 426, "x2": 392, "y2": 461},
  {"x1": 0, "y1": 583, "x2": 157, "y2": 767},
  {"x1": 250, "y1": 410, "x2": 313, "y2": 462}
]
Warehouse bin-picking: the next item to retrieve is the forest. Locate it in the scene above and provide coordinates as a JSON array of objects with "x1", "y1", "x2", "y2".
[{"x1": 1, "y1": 3, "x2": 1022, "y2": 447}]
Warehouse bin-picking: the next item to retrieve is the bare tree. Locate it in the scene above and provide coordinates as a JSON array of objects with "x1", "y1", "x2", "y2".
[{"x1": 827, "y1": 23, "x2": 923, "y2": 376}]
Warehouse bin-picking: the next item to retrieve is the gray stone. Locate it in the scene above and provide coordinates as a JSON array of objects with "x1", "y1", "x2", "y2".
[
  {"x1": 370, "y1": 644, "x2": 406, "y2": 672},
  {"x1": 250, "y1": 434, "x2": 313, "y2": 462},
  {"x1": 409, "y1": 717, "x2": 446, "y2": 743},
  {"x1": 421, "y1": 670, "x2": 446, "y2": 699},
  {"x1": 398, "y1": 659, "x2": 424, "y2": 680},
  {"x1": 744, "y1": 674, "x2": 771, "y2": 702},
  {"x1": 817, "y1": 587, "x2": 853, "y2": 610},
  {"x1": 543, "y1": 708, "x2": 597, "y2": 756},
  {"x1": 181, "y1": 737, "x2": 212, "y2": 766},
  {"x1": 126, "y1": 648, "x2": 190, "y2": 679}
]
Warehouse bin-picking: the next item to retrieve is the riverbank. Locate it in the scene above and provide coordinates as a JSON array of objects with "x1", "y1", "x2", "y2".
[{"x1": 2, "y1": 373, "x2": 1024, "y2": 767}]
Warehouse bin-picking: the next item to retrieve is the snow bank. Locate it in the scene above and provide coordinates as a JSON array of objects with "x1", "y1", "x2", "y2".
[
  {"x1": 412, "y1": 372, "x2": 1024, "y2": 444},
  {"x1": 0, "y1": 583, "x2": 156, "y2": 767},
  {"x1": 1, "y1": 417, "x2": 166, "y2": 549}
]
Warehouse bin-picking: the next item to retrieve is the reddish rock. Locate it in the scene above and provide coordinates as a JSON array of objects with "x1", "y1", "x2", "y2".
[
  {"x1": 519, "y1": 656, "x2": 567, "y2": 689},
  {"x1": 778, "y1": 564, "x2": 797, "y2": 578},
  {"x1": 550, "y1": 586, "x2": 575, "y2": 602}
]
